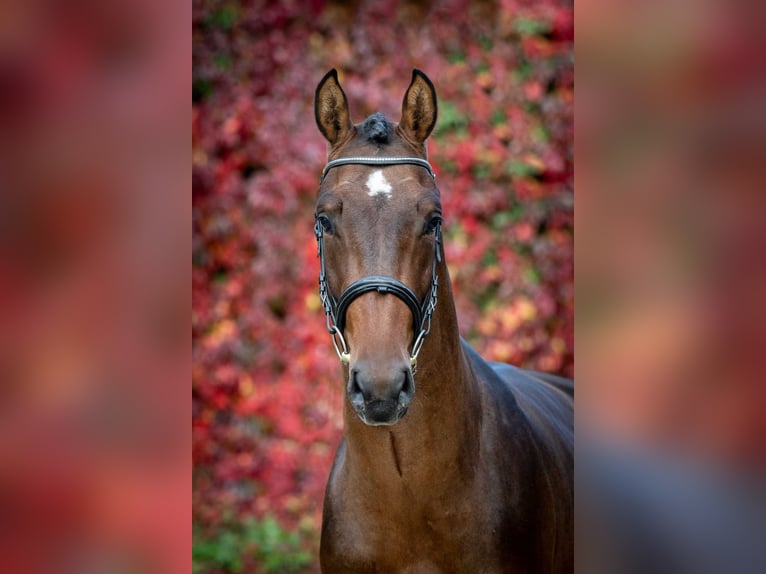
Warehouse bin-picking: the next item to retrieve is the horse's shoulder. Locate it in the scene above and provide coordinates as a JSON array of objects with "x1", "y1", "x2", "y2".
[
  {"x1": 461, "y1": 341, "x2": 574, "y2": 572},
  {"x1": 461, "y1": 339, "x2": 573, "y2": 450}
]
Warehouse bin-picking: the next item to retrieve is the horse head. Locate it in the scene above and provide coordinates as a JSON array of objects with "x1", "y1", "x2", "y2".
[{"x1": 314, "y1": 69, "x2": 441, "y2": 426}]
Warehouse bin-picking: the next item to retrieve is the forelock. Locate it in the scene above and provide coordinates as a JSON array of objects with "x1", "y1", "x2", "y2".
[{"x1": 360, "y1": 112, "x2": 392, "y2": 144}]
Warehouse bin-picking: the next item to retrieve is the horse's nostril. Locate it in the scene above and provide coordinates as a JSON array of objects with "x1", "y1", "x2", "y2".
[
  {"x1": 398, "y1": 370, "x2": 414, "y2": 406},
  {"x1": 348, "y1": 370, "x2": 366, "y2": 407},
  {"x1": 349, "y1": 372, "x2": 361, "y2": 394}
]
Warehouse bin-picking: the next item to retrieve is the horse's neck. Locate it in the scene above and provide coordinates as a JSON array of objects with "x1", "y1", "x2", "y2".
[{"x1": 341, "y1": 271, "x2": 482, "y2": 494}]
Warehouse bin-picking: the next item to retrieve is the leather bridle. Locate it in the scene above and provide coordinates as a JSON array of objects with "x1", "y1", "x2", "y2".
[{"x1": 315, "y1": 157, "x2": 441, "y2": 373}]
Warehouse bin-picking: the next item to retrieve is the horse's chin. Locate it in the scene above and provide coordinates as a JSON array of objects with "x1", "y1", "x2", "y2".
[{"x1": 354, "y1": 399, "x2": 409, "y2": 426}]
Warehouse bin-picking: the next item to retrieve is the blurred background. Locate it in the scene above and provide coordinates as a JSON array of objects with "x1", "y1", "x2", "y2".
[
  {"x1": 577, "y1": 0, "x2": 766, "y2": 468},
  {"x1": 0, "y1": 0, "x2": 188, "y2": 572},
  {"x1": 192, "y1": 1, "x2": 573, "y2": 571},
  {"x1": 3, "y1": 0, "x2": 762, "y2": 571},
  {"x1": 577, "y1": 0, "x2": 766, "y2": 571}
]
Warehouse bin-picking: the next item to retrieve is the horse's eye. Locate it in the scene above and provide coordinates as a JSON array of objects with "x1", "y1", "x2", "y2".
[
  {"x1": 315, "y1": 214, "x2": 333, "y2": 234},
  {"x1": 424, "y1": 215, "x2": 442, "y2": 235}
]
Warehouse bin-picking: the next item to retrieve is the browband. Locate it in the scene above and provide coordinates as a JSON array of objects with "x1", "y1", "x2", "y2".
[{"x1": 321, "y1": 156, "x2": 435, "y2": 182}]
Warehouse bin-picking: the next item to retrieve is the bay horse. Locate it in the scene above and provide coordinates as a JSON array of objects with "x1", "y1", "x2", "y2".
[{"x1": 313, "y1": 69, "x2": 573, "y2": 573}]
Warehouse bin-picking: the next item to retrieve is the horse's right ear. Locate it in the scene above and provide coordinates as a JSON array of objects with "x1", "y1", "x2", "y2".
[{"x1": 315, "y1": 69, "x2": 353, "y2": 147}]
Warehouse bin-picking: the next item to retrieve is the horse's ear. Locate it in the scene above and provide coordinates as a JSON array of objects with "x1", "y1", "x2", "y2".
[
  {"x1": 315, "y1": 69, "x2": 353, "y2": 146},
  {"x1": 399, "y1": 69, "x2": 438, "y2": 147}
]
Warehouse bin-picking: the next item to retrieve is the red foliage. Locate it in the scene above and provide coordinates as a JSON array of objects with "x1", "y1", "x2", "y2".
[{"x1": 193, "y1": 0, "x2": 572, "y2": 567}]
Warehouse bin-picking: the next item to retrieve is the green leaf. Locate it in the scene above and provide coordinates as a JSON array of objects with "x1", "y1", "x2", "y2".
[
  {"x1": 505, "y1": 160, "x2": 540, "y2": 178},
  {"x1": 210, "y1": 6, "x2": 238, "y2": 30},
  {"x1": 435, "y1": 101, "x2": 469, "y2": 136},
  {"x1": 514, "y1": 17, "x2": 550, "y2": 37},
  {"x1": 490, "y1": 108, "x2": 507, "y2": 127}
]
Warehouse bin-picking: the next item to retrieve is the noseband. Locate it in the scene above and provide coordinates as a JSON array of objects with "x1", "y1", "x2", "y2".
[{"x1": 315, "y1": 157, "x2": 441, "y2": 372}]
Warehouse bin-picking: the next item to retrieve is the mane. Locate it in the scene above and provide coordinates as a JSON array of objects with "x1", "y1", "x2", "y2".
[{"x1": 360, "y1": 112, "x2": 392, "y2": 144}]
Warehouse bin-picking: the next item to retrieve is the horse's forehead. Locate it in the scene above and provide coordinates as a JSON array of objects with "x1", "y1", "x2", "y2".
[{"x1": 326, "y1": 163, "x2": 430, "y2": 198}]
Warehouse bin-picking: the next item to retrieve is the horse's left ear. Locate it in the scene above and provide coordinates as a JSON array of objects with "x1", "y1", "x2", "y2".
[{"x1": 399, "y1": 69, "x2": 438, "y2": 147}]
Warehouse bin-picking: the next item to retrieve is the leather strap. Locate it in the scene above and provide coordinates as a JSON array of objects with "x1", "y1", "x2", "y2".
[
  {"x1": 321, "y1": 156, "x2": 435, "y2": 182},
  {"x1": 335, "y1": 275, "x2": 424, "y2": 335}
]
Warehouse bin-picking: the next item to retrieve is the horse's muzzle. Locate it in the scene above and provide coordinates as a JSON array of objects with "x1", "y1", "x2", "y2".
[{"x1": 347, "y1": 363, "x2": 414, "y2": 426}]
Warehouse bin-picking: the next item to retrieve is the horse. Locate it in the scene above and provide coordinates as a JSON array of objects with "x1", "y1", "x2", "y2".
[{"x1": 312, "y1": 69, "x2": 573, "y2": 573}]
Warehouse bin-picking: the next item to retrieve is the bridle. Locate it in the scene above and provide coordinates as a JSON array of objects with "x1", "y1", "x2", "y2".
[
  {"x1": 315, "y1": 157, "x2": 441, "y2": 373},
  {"x1": 320, "y1": 156, "x2": 435, "y2": 182}
]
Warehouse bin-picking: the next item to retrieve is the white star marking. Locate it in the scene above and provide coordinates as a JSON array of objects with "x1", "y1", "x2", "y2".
[{"x1": 365, "y1": 170, "x2": 392, "y2": 198}]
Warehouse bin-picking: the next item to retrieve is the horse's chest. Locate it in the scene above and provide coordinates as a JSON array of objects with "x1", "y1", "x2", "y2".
[{"x1": 321, "y1": 484, "x2": 504, "y2": 573}]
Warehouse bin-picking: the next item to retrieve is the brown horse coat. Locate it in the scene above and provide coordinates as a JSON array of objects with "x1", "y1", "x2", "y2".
[{"x1": 314, "y1": 69, "x2": 573, "y2": 573}]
